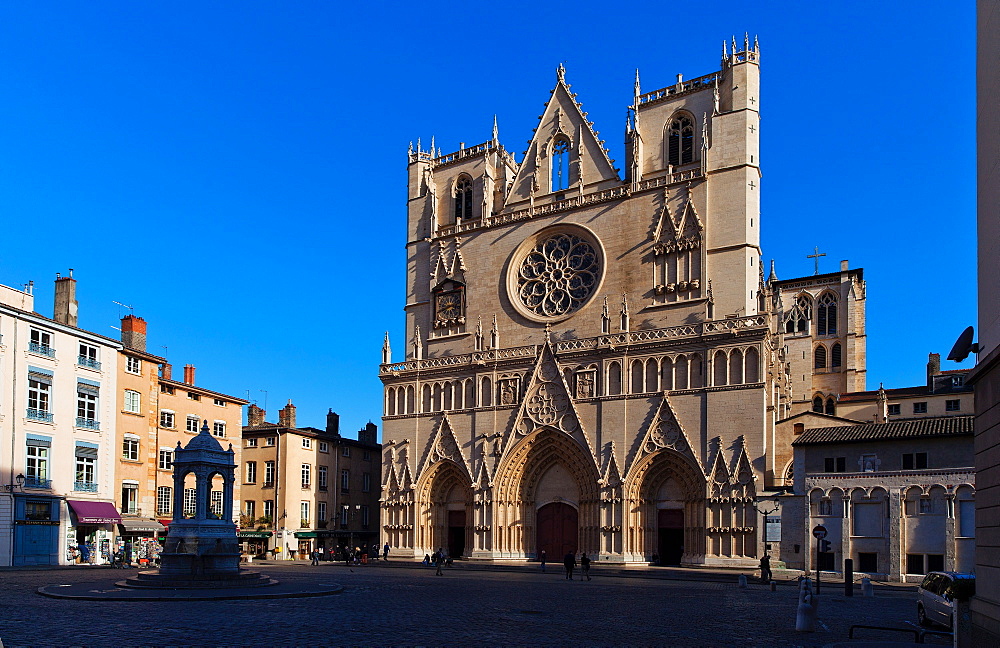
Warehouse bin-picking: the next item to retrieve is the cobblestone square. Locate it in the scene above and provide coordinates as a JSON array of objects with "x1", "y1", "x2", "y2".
[{"x1": 0, "y1": 562, "x2": 940, "y2": 647}]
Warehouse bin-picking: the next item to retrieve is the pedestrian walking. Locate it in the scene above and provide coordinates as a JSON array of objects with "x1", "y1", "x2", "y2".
[
  {"x1": 580, "y1": 552, "x2": 591, "y2": 580},
  {"x1": 310, "y1": 550, "x2": 320, "y2": 566},
  {"x1": 759, "y1": 553, "x2": 772, "y2": 583},
  {"x1": 383, "y1": 542, "x2": 390, "y2": 561},
  {"x1": 124, "y1": 541, "x2": 133, "y2": 568},
  {"x1": 539, "y1": 549, "x2": 546, "y2": 572},
  {"x1": 563, "y1": 551, "x2": 576, "y2": 580},
  {"x1": 435, "y1": 548, "x2": 444, "y2": 576}
]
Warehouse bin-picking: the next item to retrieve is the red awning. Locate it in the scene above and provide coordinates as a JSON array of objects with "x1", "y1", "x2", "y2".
[{"x1": 67, "y1": 500, "x2": 122, "y2": 525}]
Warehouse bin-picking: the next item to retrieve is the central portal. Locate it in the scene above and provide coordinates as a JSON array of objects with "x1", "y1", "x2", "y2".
[
  {"x1": 657, "y1": 508, "x2": 684, "y2": 566},
  {"x1": 447, "y1": 510, "x2": 466, "y2": 558},
  {"x1": 536, "y1": 502, "x2": 578, "y2": 559}
]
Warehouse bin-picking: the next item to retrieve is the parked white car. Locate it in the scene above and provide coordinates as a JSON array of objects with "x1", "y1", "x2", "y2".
[{"x1": 917, "y1": 571, "x2": 976, "y2": 628}]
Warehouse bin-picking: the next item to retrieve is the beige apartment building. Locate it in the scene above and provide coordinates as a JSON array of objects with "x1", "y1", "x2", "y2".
[
  {"x1": 240, "y1": 403, "x2": 380, "y2": 560},
  {"x1": 113, "y1": 315, "x2": 246, "y2": 552}
]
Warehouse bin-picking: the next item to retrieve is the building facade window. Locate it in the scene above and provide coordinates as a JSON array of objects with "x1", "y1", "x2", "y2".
[
  {"x1": 246, "y1": 461, "x2": 257, "y2": 483},
  {"x1": 785, "y1": 295, "x2": 812, "y2": 334},
  {"x1": 302, "y1": 438, "x2": 312, "y2": 449},
  {"x1": 266, "y1": 437, "x2": 276, "y2": 446},
  {"x1": 74, "y1": 445, "x2": 98, "y2": 491},
  {"x1": 246, "y1": 438, "x2": 258, "y2": 447},
  {"x1": 30, "y1": 328, "x2": 55, "y2": 356},
  {"x1": 121, "y1": 483, "x2": 138, "y2": 514},
  {"x1": 186, "y1": 416, "x2": 200, "y2": 432},
  {"x1": 913, "y1": 402, "x2": 928, "y2": 414},
  {"x1": 825, "y1": 397, "x2": 835, "y2": 415},
  {"x1": 812, "y1": 396, "x2": 824, "y2": 413},
  {"x1": 341, "y1": 469, "x2": 350, "y2": 491},
  {"x1": 814, "y1": 345, "x2": 827, "y2": 369},
  {"x1": 361, "y1": 505, "x2": 370, "y2": 528},
  {"x1": 903, "y1": 452, "x2": 928, "y2": 470},
  {"x1": 158, "y1": 449, "x2": 173, "y2": 471},
  {"x1": 27, "y1": 374, "x2": 52, "y2": 420},
  {"x1": 817, "y1": 293, "x2": 838, "y2": 335},
  {"x1": 26, "y1": 438, "x2": 50, "y2": 487},
  {"x1": 123, "y1": 389, "x2": 141, "y2": 414},
  {"x1": 188, "y1": 392, "x2": 200, "y2": 401},
  {"x1": 301, "y1": 463, "x2": 311, "y2": 488},
  {"x1": 160, "y1": 384, "x2": 174, "y2": 395},
  {"x1": 300, "y1": 501, "x2": 310, "y2": 527},
  {"x1": 213, "y1": 398, "x2": 226, "y2": 407},
  {"x1": 263, "y1": 500, "x2": 274, "y2": 522},
  {"x1": 860, "y1": 454, "x2": 879, "y2": 472},
  {"x1": 363, "y1": 472, "x2": 371, "y2": 493},
  {"x1": 831, "y1": 343, "x2": 842, "y2": 368},
  {"x1": 126, "y1": 356, "x2": 141, "y2": 374},
  {"x1": 888, "y1": 404, "x2": 901, "y2": 416},
  {"x1": 78, "y1": 343, "x2": 100, "y2": 369},
  {"x1": 455, "y1": 175, "x2": 474, "y2": 220},
  {"x1": 122, "y1": 436, "x2": 139, "y2": 461},
  {"x1": 77, "y1": 383, "x2": 99, "y2": 428},
  {"x1": 319, "y1": 442, "x2": 328, "y2": 453},
  {"x1": 245, "y1": 500, "x2": 256, "y2": 519},
  {"x1": 667, "y1": 114, "x2": 695, "y2": 166},
  {"x1": 212, "y1": 421, "x2": 226, "y2": 437},
  {"x1": 318, "y1": 466, "x2": 328, "y2": 490},
  {"x1": 342, "y1": 446, "x2": 351, "y2": 458},
  {"x1": 160, "y1": 410, "x2": 175, "y2": 428},
  {"x1": 824, "y1": 457, "x2": 847, "y2": 473},
  {"x1": 946, "y1": 399, "x2": 961, "y2": 412},
  {"x1": 156, "y1": 486, "x2": 172, "y2": 515},
  {"x1": 318, "y1": 501, "x2": 327, "y2": 522},
  {"x1": 340, "y1": 506, "x2": 348, "y2": 527},
  {"x1": 264, "y1": 461, "x2": 275, "y2": 485}
]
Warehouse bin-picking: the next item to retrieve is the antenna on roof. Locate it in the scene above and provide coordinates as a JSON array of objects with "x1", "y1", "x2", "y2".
[{"x1": 113, "y1": 301, "x2": 134, "y2": 319}]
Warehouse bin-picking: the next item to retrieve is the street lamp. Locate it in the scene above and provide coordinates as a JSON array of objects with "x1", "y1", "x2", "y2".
[
  {"x1": 752, "y1": 495, "x2": 781, "y2": 551},
  {"x1": 4, "y1": 474, "x2": 25, "y2": 492},
  {"x1": 342, "y1": 504, "x2": 361, "y2": 552}
]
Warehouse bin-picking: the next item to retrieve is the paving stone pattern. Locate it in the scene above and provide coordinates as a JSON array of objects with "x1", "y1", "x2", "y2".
[{"x1": 0, "y1": 563, "x2": 938, "y2": 647}]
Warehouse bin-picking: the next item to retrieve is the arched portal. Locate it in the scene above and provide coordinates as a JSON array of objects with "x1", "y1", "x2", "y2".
[
  {"x1": 415, "y1": 460, "x2": 472, "y2": 558},
  {"x1": 493, "y1": 428, "x2": 600, "y2": 558},
  {"x1": 625, "y1": 449, "x2": 707, "y2": 564}
]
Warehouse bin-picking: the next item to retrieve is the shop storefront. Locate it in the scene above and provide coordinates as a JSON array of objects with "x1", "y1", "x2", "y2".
[
  {"x1": 66, "y1": 500, "x2": 121, "y2": 565},
  {"x1": 294, "y1": 531, "x2": 317, "y2": 560},
  {"x1": 117, "y1": 518, "x2": 165, "y2": 566},
  {"x1": 238, "y1": 531, "x2": 273, "y2": 559},
  {"x1": 12, "y1": 494, "x2": 61, "y2": 566}
]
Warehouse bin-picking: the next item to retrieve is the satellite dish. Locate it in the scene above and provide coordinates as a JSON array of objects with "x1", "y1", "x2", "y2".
[{"x1": 947, "y1": 326, "x2": 979, "y2": 362}]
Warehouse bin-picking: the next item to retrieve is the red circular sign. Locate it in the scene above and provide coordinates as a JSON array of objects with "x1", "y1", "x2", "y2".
[{"x1": 812, "y1": 525, "x2": 828, "y2": 539}]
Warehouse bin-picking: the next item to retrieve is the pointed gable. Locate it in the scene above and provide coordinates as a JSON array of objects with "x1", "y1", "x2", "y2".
[
  {"x1": 707, "y1": 438, "x2": 730, "y2": 493},
  {"x1": 418, "y1": 414, "x2": 472, "y2": 480},
  {"x1": 501, "y1": 341, "x2": 593, "y2": 459},
  {"x1": 600, "y1": 440, "x2": 623, "y2": 487},
  {"x1": 631, "y1": 393, "x2": 703, "y2": 474},
  {"x1": 729, "y1": 437, "x2": 756, "y2": 489},
  {"x1": 505, "y1": 65, "x2": 619, "y2": 207},
  {"x1": 652, "y1": 184, "x2": 704, "y2": 250}
]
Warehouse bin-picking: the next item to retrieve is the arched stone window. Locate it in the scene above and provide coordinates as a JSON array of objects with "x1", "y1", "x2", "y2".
[
  {"x1": 675, "y1": 355, "x2": 689, "y2": 390},
  {"x1": 630, "y1": 359, "x2": 644, "y2": 394},
  {"x1": 825, "y1": 397, "x2": 836, "y2": 415},
  {"x1": 785, "y1": 294, "x2": 812, "y2": 334},
  {"x1": 454, "y1": 175, "x2": 474, "y2": 221},
  {"x1": 660, "y1": 357, "x2": 674, "y2": 391},
  {"x1": 551, "y1": 137, "x2": 571, "y2": 191},
  {"x1": 480, "y1": 377, "x2": 493, "y2": 407},
  {"x1": 406, "y1": 385, "x2": 415, "y2": 413},
  {"x1": 386, "y1": 388, "x2": 396, "y2": 416},
  {"x1": 645, "y1": 359, "x2": 658, "y2": 393},
  {"x1": 422, "y1": 384, "x2": 432, "y2": 412},
  {"x1": 814, "y1": 345, "x2": 827, "y2": 369},
  {"x1": 817, "y1": 292, "x2": 838, "y2": 335},
  {"x1": 464, "y1": 381, "x2": 475, "y2": 409},
  {"x1": 667, "y1": 114, "x2": 695, "y2": 166},
  {"x1": 812, "y1": 396, "x2": 824, "y2": 413},
  {"x1": 729, "y1": 349, "x2": 744, "y2": 385},
  {"x1": 608, "y1": 361, "x2": 622, "y2": 396},
  {"x1": 744, "y1": 348, "x2": 759, "y2": 383},
  {"x1": 831, "y1": 343, "x2": 842, "y2": 368},
  {"x1": 713, "y1": 350, "x2": 728, "y2": 386},
  {"x1": 689, "y1": 354, "x2": 702, "y2": 388}
]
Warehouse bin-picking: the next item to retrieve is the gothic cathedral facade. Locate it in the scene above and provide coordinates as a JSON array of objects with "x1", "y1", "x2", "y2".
[{"x1": 379, "y1": 39, "x2": 866, "y2": 566}]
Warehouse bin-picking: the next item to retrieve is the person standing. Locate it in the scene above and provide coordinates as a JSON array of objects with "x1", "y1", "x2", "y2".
[
  {"x1": 435, "y1": 548, "x2": 444, "y2": 576},
  {"x1": 383, "y1": 543, "x2": 390, "y2": 561},
  {"x1": 759, "y1": 553, "x2": 772, "y2": 583},
  {"x1": 580, "y1": 552, "x2": 591, "y2": 581},
  {"x1": 124, "y1": 541, "x2": 133, "y2": 568},
  {"x1": 563, "y1": 551, "x2": 576, "y2": 580},
  {"x1": 310, "y1": 549, "x2": 320, "y2": 566},
  {"x1": 539, "y1": 550, "x2": 547, "y2": 573}
]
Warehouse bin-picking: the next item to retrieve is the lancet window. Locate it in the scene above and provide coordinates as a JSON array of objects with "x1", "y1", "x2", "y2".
[
  {"x1": 785, "y1": 294, "x2": 812, "y2": 334},
  {"x1": 815, "y1": 345, "x2": 827, "y2": 369},
  {"x1": 817, "y1": 292, "x2": 838, "y2": 336},
  {"x1": 667, "y1": 114, "x2": 695, "y2": 166},
  {"x1": 831, "y1": 343, "x2": 842, "y2": 368},
  {"x1": 551, "y1": 137, "x2": 571, "y2": 191},
  {"x1": 454, "y1": 175, "x2": 474, "y2": 221}
]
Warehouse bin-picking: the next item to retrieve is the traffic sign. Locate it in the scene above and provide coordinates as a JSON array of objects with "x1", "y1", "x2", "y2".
[{"x1": 812, "y1": 525, "x2": 828, "y2": 539}]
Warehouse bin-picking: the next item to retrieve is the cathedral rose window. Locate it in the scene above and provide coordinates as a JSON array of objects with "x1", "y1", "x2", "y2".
[{"x1": 508, "y1": 225, "x2": 604, "y2": 322}]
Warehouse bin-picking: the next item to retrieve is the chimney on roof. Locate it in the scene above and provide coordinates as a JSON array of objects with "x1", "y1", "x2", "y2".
[
  {"x1": 183, "y1": 364, "x2": 195, "y2": 385},
  {"x1": 840, "y1": 260, "x2": 849, "y2": 271},
  {"x1": 160, "y1": 363, "x2": 172, "y2": 380},
  {"x1": 358, "y1": 421, "x2": 378, "y2": 445},
  {"x1": 247, "y1": 404, "x2": 265, "y2": 427},
  {"x1": 875, "y1": 383, "x2": 888, "y2": 424},
  {"x1": 121, "y1": 315, "x2": 147, "y2": 351},
  {"x1": 278, "y1": 400, "x2": 296, "y2": 428},
  {"x1": 927, "y1": 352, "x2": 941, "y2": 389},
  {"x1": 53, "y1": 270, "x2": 78, "y2": 326},
  {"x1": 326, "y1": 409, "x2": 340, "y2": 436}
]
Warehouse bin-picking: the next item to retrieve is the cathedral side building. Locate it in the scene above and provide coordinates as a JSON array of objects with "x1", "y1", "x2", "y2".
[{"x1": 379, "y1": 40, "x2": 864, "y2": 566}]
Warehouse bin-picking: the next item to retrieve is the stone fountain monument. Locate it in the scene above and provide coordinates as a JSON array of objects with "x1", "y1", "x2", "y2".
[{"x1": 123, "y1": 422, "x2": 273, "y2": 588}]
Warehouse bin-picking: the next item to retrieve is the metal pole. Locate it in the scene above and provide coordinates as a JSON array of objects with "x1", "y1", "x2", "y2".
[
  {"x1": 844, "y1": 558, "x2": 853, "y2": 596},
  {"x1": 815, "y1": 539, "x2": 821, "y2": 594}
]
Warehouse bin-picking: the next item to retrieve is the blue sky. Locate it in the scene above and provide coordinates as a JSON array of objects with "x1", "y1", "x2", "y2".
[{"x1": 0, "y1": 3, "x2": 976, "y2": 435}]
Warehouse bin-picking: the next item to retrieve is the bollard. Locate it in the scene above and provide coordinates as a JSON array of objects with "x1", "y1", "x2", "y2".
[
  {"x1": 738, "y1": 574, "x2": 748, "y2": 588},
  {"x1": 861, "y1": 577, "x2": 873, "y2": 597},
  {"x1": 770, "y1": 580, "x2": 777, "y2": 592},
  {"x1": 795, "y1": 578, "x2": 817, "y2": 632},
  {"x1": 844, "y1": 558, "x2": 854, "y2": 597}
]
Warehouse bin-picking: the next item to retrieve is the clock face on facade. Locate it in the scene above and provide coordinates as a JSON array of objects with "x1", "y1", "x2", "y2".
[
  {"x1": 436, "y1": 292, "x2": 462, "y2": 321},
  {"x1": 507, "y1": 224, "x2": 605, "y2": 323}
]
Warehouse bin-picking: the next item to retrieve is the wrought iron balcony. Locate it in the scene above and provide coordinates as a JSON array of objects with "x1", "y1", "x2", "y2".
[
  {"x1": 26, "y1": 408, "x2": 53, "y2": 423},
  {"x1": 73, "y1": 481, "x2": 98, "y2": 492},
  {"x1": 29, "y1": 342, "x2": 55, "y2": 357},
  {"x1": 75, "y1": 417, "x2": 100, "y2": 430},
  {"x1": 24, "y1": 476, "x2": 51, "y2": 489},
  {"x1": 77, "y1": 355, "x2": 101, "y2": 370}
]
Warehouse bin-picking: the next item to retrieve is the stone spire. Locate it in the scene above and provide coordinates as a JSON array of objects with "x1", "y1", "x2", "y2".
[
  {"x1": 382, "y1": 332, "x2": 391, "y2": 364},
  {"x1": 768, "y1": 260, "x2": 778, "y2": 283},
  {"x1": 492, "y1": 115, "x2": 499, "y2": 144},
  {"x1": 413, "y1": 325, "x2": 423, "y2": 361},
  {"x1": 620, "y1": 294, "x2": 630, "y2": 332}
]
